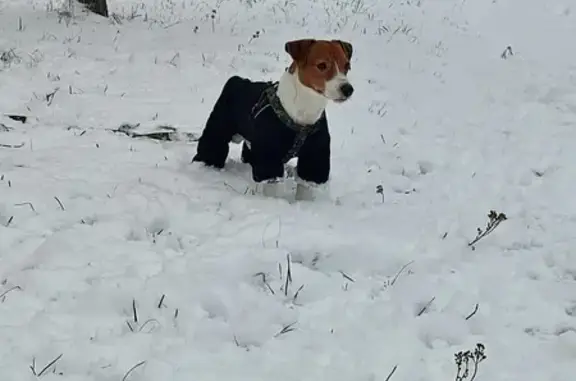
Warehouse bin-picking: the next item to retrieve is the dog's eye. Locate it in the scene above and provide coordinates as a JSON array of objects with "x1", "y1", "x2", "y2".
[
  {"x1": 344, "y1": 62, "x2": 351, "y2": 72},
  {"x1": 317, "y1": 62, "x2": 328, "y2": 71}
]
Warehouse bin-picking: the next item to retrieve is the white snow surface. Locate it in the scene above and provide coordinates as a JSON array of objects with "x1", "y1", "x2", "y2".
[{"x1": 1, "y1": 0, "x2": 576, "y2": 379}]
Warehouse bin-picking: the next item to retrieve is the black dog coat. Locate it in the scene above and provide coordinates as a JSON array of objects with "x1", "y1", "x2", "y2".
[{"x1": 192, "y1": 75, "x2": 331, "y2": 185}]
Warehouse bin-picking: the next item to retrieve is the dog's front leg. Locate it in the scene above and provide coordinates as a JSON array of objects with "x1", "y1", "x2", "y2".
[{"x1": 248, "y1": 144, "x2": 285, "y2": 198}]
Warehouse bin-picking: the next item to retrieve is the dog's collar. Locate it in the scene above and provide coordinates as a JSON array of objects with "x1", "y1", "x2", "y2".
[{"x1": 252, "y1": 82, "x2": 325, "y2": 133}]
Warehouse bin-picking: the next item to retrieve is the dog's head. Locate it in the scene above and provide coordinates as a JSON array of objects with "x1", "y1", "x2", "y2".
[{"x1": 285, "y1": 38, "x2": 354, "y2": 103}]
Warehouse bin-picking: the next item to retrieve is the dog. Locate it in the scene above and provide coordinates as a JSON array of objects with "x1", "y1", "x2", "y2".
[{"x1": 192, "y1": 38, "x2": 354, "y2": 201}]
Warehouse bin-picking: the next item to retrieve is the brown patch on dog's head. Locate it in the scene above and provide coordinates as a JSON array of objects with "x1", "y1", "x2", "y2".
[{"x1": 284, "y1": 39, "x2": 354, "y2": 100}]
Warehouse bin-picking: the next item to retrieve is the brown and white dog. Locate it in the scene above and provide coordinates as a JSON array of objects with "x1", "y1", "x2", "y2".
[{"x1": 192, "y1": 38, "x2": 354, "y2": 201}]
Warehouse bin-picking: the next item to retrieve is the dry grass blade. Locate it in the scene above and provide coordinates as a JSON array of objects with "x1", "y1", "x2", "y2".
[
  {"x1": 122, "y1": 360, "x2": 146, "y2": 381},
  {"x1": 416, "y1": 297, "x2": 436, "y2": 317},
  {"x1": 274, "y1": 322, "x2": 297, "y2": 337},
  {"x1": 37, "y1": 353, "x2": 63, "y2": 377},
  {"x1": 14, "y1": 202, "x2": 36, "y2": 212},
  {"x1": 465, "y1": 304, "x2": 479, "y2": 320},
  {"x1": 390, "y1": 260, "x2": 414, "y2": 286},
  {"x1": 0, "y1": 285, "x2": 22, "y2": 300},
  {"x1": 293, "y1": 284, "x2": 305, "y2": 302},
  {"x1": 132, "y1": 298, "x2": 138, "y2": 323},
  {"x1": 253, "y1": 272, "x2": 275, "y2": 295},
  {"x1": 157, "y1": 294, "x2": 166, "y2": 308},
  {"x1": 138, "y1": 318, "x2": 160, "y2": 332},
  {"x1": 54, "y1": 196, "x2": 65, "y2": 211},
  {"x1": 385, "y1": 365, "x2": 398, "y2": 381},
  {"x1": 283, "y1": 254, "x2": 292, "y2": 297},
  {"x1": 30, "y1": 358, "x2": 37, "y2": 376},
  {"x1": 339, "y1": 270, "x2": 355, "y2": 282}
]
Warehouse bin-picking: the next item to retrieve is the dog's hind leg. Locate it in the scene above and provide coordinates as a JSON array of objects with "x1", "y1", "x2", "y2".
[{"x1": 193, "y1": 77, "x2": 243, "y2": 168}]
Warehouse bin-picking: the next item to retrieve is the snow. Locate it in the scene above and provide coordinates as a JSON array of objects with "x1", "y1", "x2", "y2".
[{"x1": 1, "y1": 0, "x2": 576, "y2": 379}]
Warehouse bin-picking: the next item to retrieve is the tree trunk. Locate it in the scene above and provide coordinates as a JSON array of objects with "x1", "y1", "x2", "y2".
[{"x1": 78, "y1": 0, "x2": 109, "y2": 17}]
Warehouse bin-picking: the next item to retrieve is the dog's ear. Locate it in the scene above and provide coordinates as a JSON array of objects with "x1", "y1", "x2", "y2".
[
  {"x1": 335, "y1": 40, "x2": 353, "y2": 60},
  {"x1": 285, "y1": 39, "x2": 316, "y2": 61}
]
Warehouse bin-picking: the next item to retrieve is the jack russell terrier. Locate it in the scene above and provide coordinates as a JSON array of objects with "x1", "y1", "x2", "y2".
[{"x1": 192, "y1": 38, "x2": 354, "y2": 201}]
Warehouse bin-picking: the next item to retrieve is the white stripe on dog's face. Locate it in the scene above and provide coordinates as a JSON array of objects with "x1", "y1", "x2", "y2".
[{"x1": 323, "y1": 65, "x2": 352, "y2": 102}]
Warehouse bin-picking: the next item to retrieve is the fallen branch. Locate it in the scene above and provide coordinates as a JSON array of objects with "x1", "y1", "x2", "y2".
[
  {"x1": 0, "y1": 142, "x2": 25, "y2": 148},
  {"x1": 107, "y1": 123, "x2": 199, "y2": 142},
  {"x1": 5, "y1": 114, "x2": 27, "y2": 123}
]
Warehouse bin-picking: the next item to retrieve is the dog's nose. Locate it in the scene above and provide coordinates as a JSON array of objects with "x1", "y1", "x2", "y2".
[{"x1": 340, "y1": 83, "x2": 354, "y2": 98}]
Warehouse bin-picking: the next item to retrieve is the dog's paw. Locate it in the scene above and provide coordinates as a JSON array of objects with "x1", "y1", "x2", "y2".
[
  {"x1": 295, "y1": 183, "x2": 315, "y2": 201},
  {"x1": 294, "y1": 179, "x2": 328, "y2": 202},
  {"x1": 247, "y1": 179, "x2": 284, "y2": 198}
]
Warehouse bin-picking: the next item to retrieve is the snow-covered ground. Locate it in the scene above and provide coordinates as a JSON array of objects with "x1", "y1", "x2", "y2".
[{"x1": 1, "y1": 0, "x2": 576, "y2": 379}]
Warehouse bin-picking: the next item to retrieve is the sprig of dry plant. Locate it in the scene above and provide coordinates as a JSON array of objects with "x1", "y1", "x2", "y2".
[
  {"x1": 454, "y1": 343, "x2": 487, "y2": 381},
  {"x1": 468, "y1": 210, "x2": 507, "y2": 249}
]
